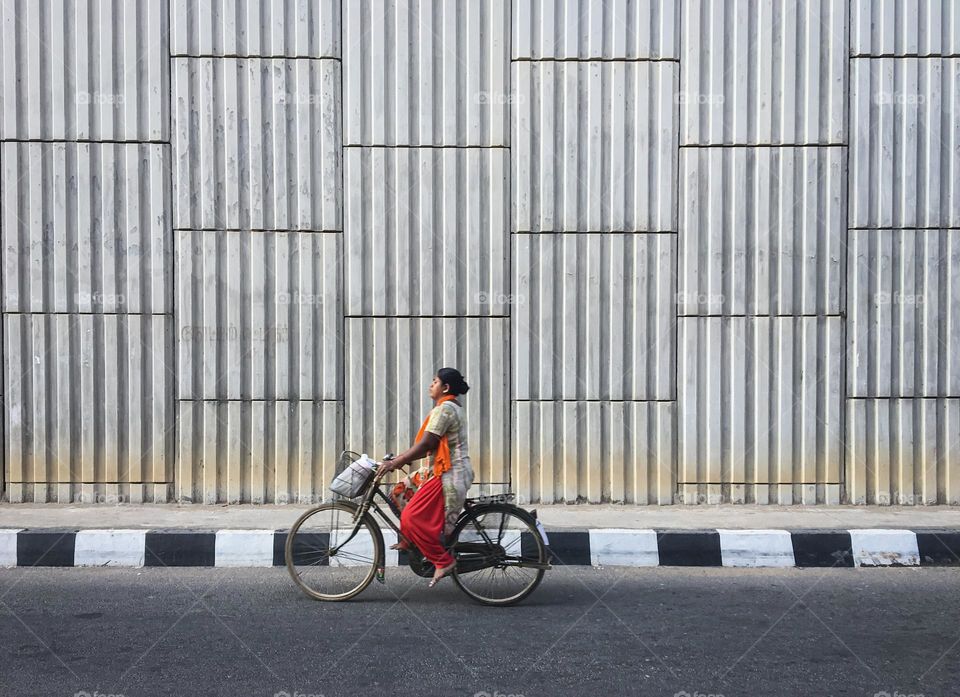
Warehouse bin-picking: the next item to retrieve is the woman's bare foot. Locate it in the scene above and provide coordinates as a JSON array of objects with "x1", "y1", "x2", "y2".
[
  {"x1": 389, "y1": 540, "x2": 411, "y2": 551},
  {"x1": 428, "y1": 561, "x2": 456, "y2": 588}
]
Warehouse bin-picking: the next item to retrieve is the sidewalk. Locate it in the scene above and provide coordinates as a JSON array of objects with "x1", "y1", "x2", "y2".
[
  {"x1": 2, "y1": 502, "x2": 960, "y2": 530},
  {"x1": 2, "y1": 503, "x2": 960, "y2": 569}
]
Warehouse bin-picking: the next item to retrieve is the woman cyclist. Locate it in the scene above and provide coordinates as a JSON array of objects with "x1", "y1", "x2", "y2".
[{"x1": 377, "y1": 367, "x2": 473, "y2": 588}]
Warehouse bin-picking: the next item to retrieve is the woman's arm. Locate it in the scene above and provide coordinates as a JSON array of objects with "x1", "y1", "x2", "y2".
[{"x1": 382, "y1": 432, "x2": 440, "y2": 471}]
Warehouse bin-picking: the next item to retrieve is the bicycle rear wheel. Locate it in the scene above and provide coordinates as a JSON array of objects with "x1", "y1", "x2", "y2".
[
  {"x1": 285, "y1": 501, "x2": 383, "y2": 601},
  {"x1": 450, "y1": 503, "x2": 547, "y2": 606}
]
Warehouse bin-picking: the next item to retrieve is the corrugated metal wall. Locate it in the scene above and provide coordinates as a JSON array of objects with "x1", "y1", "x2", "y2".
[
  {"x1": 851, "y1": 0, "x2": 960, "y2": 57},
  {"x1": 678, "y1": 146, "x2": 845, "y2": 316},
  {"x1": 171, "y1": 56, "x2": 342, "y2": 231},
  {"x1": 677, "y1": 317, "x2": 843, "y2": 505},
  {"x1": 512, "y1": 60, "x2": 678, "y2": 232},
  {"x1": 344, "y1": 147, "x2": 510, "y2": 317},
  {"x1": 1, "y1": 0, "x2": 958, "y2": 505},
  {"x1": 680, "y1": 0, "x2": 848, "y2": 146},
  {"x1": 342, "y1": 0, "x2": 510, "y2": 146},
  {"x1": 847, "y1": 7, "x2": 960, "y2": 504},
  {"x1": 1, "y1": 0, "x2": 174, "y2": 502},
  {"x1": 169, "y1": 0, "x2": 341, "y2": 58},
  {"x1": 512, "y1": 0, "x2": 680, "y2": 60},
  {"x1": 0, "y1": 0, "x2": 169, "y2": 141},
  {"x1": 676, "y1": 0, "x2": 848, "y2": 504},
  {"x1": 2, "y1": 142, "x2": 172, "y2": 314},
  {"x1": 848, "y1": 57, "x2": 960, "y2": 229}
]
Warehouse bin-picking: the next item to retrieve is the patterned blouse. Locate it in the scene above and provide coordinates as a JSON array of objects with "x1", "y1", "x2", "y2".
[
  {"x1": 424, "y1": 400, "x2": 474, "y2": 534},
  {"x1": 391, "y1": 400, "x2": 474, "y2": 536}
]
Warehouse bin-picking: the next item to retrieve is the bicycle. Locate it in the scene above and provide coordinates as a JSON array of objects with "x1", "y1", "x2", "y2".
[{"x1": 285, "y1": 450, "x2": 552, "y2": 606}]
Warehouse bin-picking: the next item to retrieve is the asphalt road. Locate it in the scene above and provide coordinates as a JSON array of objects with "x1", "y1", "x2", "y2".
[{"x1": 0, "y1": 566, "x2": 956, "y2": 697}]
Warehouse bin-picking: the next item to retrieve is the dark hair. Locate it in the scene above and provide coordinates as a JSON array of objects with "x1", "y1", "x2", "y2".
[{"x1": 437, "y1": 367, "x2": 470, "y2": 396}]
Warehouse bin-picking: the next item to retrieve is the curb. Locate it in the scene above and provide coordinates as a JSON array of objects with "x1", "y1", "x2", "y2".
[{"x1": 3, "y1": 528, "x2": 960, "y2": 568}]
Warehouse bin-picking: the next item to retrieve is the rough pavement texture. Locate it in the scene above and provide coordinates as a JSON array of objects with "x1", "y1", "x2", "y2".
[{"x1": 0, "y1": 566, "x2": 956, "y2": 697}]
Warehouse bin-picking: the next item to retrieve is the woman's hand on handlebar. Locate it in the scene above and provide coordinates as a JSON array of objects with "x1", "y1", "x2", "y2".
[{"x1": 378, "y1": 453, "x2": 402, "y2": 473}]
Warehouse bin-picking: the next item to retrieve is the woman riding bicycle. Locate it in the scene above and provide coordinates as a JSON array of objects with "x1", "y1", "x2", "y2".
[
  {"x1": 285, "y1": 368, "x2": 548, "y2": 604},
  {"x1": 376, "y1": 367, "x2": 474, "y2": 588}
]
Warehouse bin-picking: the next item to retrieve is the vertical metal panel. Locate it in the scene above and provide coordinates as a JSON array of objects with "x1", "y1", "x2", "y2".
[
  {"x1": 512, "y1": 60, "x2": 678, "y2": 232},
  {"x1": 680, "y1": 0, "x2": 847, "y2": 145},
  {"x1": 1, "y1": 142, "x2": 172, "y2": 314},
  {"x1": 342, "y1": 0, "x2": 510, "y2": 146},
  {"x1": 176, "y1": 230, "x2": 341, "y2": 400},
  {"x1": 170, "y1": 0, "x2": 340, "y2": 57},
  {"x1": 513, "y1": 233, "x2": 676, "y2": 400},
  {"x1": 176, "y1": 400, "x2": 342, "y2": 503},
  {"x1": 5, "y1": 482, "x2": 172, "y2": 504},
  {"x1": 678, "y1": 146, "x2": 845, "y2": 316},
  {"x1": 344, "y1": 147, "x2": 509, "y2": 317},
  {"x1": 847, "y1": 228, "x2": 960, "y2": 398},
  {"x1": 851, "y1": 0, "x2": 960, "y2": 57},
  {"x1": 344, "y1": 318, "x2": 510, "y2": 486},
  {"x1": 512, "y1": 401, "x2": 675, "y2": 504},
  {"x1": 677, "y1": 317, "x2": 843, "y2": 504},
  {"x1": 171, "y1": 57, "x2": 342, "y2": 231},
  {"x1": 846, "y1": 398, "x2": 960, "y2": 505},
  {"x1": 849, "y1": 57, "x2": 960, "y2": 228},
  {"x1": 512, "y1": 0, "x2": 680, "y2": 60},
  {"x1": 0, "y1": 0, "x2": 169, "y2": 141},
  {"x1": 3, "y1": 314, "x2": 175, "y2": 489}
]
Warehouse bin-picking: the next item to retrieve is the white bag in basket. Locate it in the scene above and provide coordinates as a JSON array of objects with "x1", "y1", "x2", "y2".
[{"x1": 329, "y1": 453, "x2": 378, "y2": 498}]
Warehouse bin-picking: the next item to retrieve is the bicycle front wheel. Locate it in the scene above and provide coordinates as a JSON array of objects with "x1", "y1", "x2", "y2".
[
  {"x1": 451, "y1": 503, "x2": 548, "y2": 606},
  {"x1": 285, "y1": 501, "x2": 383, "y2": 601}
]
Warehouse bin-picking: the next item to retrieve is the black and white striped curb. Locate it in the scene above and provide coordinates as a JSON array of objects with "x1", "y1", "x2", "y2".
[{"x1": 3, "y1": 528, "x2": 960, "y2": 568}]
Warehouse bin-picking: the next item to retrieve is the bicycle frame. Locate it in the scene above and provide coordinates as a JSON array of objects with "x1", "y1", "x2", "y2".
[
  {"x1": 328, "y1": 466, "x2": 551, "y2": 574},
  {"x1": 328, "y1": 468, "x2": 404, "y2": 553}
]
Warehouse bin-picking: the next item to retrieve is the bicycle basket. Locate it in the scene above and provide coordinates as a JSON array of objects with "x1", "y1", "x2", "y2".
[{"x1": 329, "y1": 450, "x2": 377, "y2": 498}]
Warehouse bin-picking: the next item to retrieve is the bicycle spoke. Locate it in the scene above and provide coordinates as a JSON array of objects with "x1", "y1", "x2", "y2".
[
  {"x1": 452, "y1": 506, "x2": 546, "y2": 605},
  {"x1": 285, "y1": 502, "x2": 382, "y2": 600},
  {"x1": 329, "y1": 550, "x2": 375, "y2": 565}
]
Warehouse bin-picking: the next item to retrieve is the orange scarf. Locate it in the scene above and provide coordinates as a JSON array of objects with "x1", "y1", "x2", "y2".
[{"x1": 415, "y1": 394, "x2": 458, "y2": 478}]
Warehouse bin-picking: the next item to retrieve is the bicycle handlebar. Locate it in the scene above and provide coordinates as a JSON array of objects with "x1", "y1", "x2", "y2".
[{"x1": 372, "y1": 452, "x2": 400, "y2": 482}]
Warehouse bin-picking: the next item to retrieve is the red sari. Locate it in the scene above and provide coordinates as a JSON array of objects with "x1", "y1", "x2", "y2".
[
  {"x1": 397, "y1": 395, "x2": 459, "y2": 568},
  {"x1": 399, "y1": 476, "x2": 453, "y2": 567}
]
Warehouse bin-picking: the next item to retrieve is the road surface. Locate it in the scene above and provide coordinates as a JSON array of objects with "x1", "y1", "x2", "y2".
[{"x1": 0, "y1": 566, "x2": 955, "y2": 697}]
